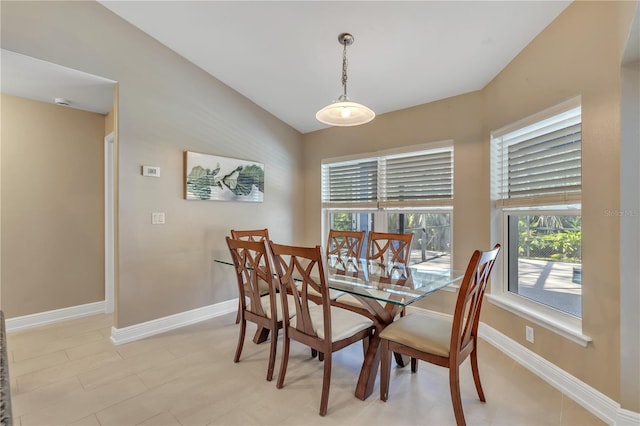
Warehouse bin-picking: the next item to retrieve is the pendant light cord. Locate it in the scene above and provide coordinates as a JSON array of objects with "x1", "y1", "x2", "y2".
[{"x1": 341, "y1": 41, "x2": 348, "y2": 99}]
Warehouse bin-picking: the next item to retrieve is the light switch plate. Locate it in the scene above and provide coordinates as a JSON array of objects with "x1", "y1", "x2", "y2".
[
  {"x1": 151, "y1": 212, "x2": 165, "y2": 225},
  {"x1": 142, "y1": 165, "x2": 160, "y2": 177}
]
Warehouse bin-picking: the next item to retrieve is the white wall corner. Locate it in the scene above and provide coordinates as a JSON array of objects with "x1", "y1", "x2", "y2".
[{"x1": 616, "y1": 408, "x2": 640, "y2": 426}]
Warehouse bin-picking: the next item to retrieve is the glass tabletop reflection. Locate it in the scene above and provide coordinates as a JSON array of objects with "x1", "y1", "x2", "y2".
[
  {"x1": 214, "y1": 255, "x2": 463, "y2": 307},
  {"x1": 325, "y1": 255, "x2": 464, "y2": 307}
]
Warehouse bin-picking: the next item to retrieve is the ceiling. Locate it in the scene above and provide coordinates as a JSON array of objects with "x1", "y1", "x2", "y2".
[
  {"x1": 97, "y1": 1, "x2": 572, "y2": 133},
  {"x1": 2, "y1": 2, "x2": 580, "y2": 132},
  {"x1": 0, "y1": 49, "x2": 116, "y2": 114}
]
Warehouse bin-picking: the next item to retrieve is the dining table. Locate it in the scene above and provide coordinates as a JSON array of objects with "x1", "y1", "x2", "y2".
[
  {"x1": 325, "y1": 256, "x2": 464, "y2": 400},
  {"x1": 215, "y1": 253, "x2": 463, "y2": 401}
]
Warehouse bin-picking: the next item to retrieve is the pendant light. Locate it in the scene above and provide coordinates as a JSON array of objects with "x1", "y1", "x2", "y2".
[{"x1": 316, "y1": 33, "x2": 375, "y2": 127}]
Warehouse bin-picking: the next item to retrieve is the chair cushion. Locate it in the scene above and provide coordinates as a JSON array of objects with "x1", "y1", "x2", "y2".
[
  {"x1": 290, "y1": 304, "x2": 373, "y2": 342},
  {"x1": 335, "y1": 293, "x2": 388, "y2": 309},
  {"x1": 243, "y1": 278, "x2": 271, "y2": 297},
  {"x1": 249, "y1": 294, "x2": 296, "y2": 321},
  {"x1": 296, "y1": 283, "x2": 345, "y2": 301},
  {"x1": 379, "y1": 313, "x2": 452, "y2": 358}
]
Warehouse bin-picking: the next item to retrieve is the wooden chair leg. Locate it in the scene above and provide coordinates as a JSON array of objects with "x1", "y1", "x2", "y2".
[
  {"x1": 318, "y1": 352, "x2": 324, "y2": 361},
  {"x1": 319, "y1": 353, "x2": 332, "y2": 416},
  {"x1": 410, "y1": 357, "x2": 418, "y2": 373},
  {"x1": 266, "y1": 328, "x2": 277, "y2": 381},
  {"x1": 361, "y1": 337, "x2": 369, "y2": 357},
  {"x1": 470, "y1": 348, "x2": 485, "y2": 401},
  {"x1": 234, "y1": 319, "x2": 246, "y2": 363},
  {"x1": 277, "y1": 334, "x2": 290, "y2": 389},
  {"x1": 449, "y1": 367, "x2": 466, "y2": 426},
  {"x1": 235, "y1": 301, "x2": 241, "y2": 324},
  {"x1": 311, "y1": 349, "x2": 318, "y2": 358},
  {"x1": 379, "y1": 340, "x2": 392, "y2": 401}
]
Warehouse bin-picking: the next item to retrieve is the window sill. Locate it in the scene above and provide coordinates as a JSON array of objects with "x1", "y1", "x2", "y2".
[{"x1": 485, "y1": 293, "x2": 592, "y2": 347}]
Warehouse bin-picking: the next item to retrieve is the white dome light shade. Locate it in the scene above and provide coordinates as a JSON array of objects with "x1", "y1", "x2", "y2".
[
  {"x1": 316, "y1": 33, "x2": 375, "y2": 127},
  {"x1": 316, "y1": 99, "x2": 375, "y2": 126}
]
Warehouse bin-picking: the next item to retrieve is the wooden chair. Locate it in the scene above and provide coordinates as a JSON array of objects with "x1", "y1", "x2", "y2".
[
  {"x1": 366, "y1": 231, "x2": 414, "y2": 272},
  {"x1": 325, "y1": 229, "x2": 365, "y2": 273},
  {"x1": 291, "y1": 230, "x2": 361, "y2": 308},
  {"x1": 333, "y1": 231, "x2": 414, "y2": 312},
  {"x1": 269, "y1": 241, "x2": 375, "y2": 416},
  {"x1": 225, "y1": 237, "x2": 295, "y2": 381},
  {"x1": 379, "y1": 244, "x2": 501, "y2": 426},
  {"x1": 230, "y1": 228, "x2": 270, "y2": 242},
  {"x1": 230, "y1": 229, "x2": 271, "y2": 324}
]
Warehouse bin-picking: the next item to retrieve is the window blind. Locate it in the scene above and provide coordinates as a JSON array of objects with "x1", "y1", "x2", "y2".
[
  {"x1": 379, "y1": 149, "x2": 453, "y2": 208},
  {"x1": 322, "y1": 145, "x2": 453, "y2": 209},
  {"x1": 321, "y1": 159, "x2": 378, "y2": 208},
  {"x1": 493, "y1": 106, "x2": 582, "y2": 208}
]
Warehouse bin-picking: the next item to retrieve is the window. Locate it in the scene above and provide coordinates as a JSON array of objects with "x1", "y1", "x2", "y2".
[
  {"x1": 322, "y1": 142, "x2": 453, "y2": 266},
  {"x1": 491, "y1": 97, "x2": 583, "y2": 322},
  {"x1": 506, "y1": 213, "x2": 582, "y2": 317},
  {"x1": 387, "y1": 212, "x2": 451, "y2": 266}
]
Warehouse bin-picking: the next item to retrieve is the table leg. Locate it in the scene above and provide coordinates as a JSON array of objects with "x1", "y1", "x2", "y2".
[
  {"x1": 253, "y1": 326, "x2": 270, "y2": 344},
  {"x1": 394, "y1": 352, "x2": 410, "y2": 367},
  {"x1": 354, "y1": 330, "x2": 381, "y2": 400}
]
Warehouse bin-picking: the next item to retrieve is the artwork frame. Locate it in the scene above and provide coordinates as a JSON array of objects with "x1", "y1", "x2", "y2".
[{"x1": 184, "y1": 151, "x2": 264, "y2": 202}]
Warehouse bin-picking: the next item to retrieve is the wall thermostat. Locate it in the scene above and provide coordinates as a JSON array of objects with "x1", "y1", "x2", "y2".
[{"x1": 142, "y1": 165, "x2": 160, "y2": 177}]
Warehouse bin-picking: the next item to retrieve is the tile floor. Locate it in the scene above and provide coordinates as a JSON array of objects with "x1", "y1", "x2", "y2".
[{"x1": 6, "y1": 313, "x2": 605, "y2": 425}]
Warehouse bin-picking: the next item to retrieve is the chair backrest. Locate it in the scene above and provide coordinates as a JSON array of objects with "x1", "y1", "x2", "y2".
[
  {"x1": 230, "y1": 228, "x2": 270, "y2": 242},
  {"x1": 366, "y1": 232, "x2": 414, "y2": 265},
  {"x1": 269, "y1": 242, "x2": 330, "y2": 340},
  {"x1": 326, "y1": 230, "x2": 365, "y2": 273},
  {"x1": 226, "y1": 236, "x2": 276, "y2": 318},
  {"x1": 326, "y1": 229, "x2": 365, "y2": 259},
  {"x1": 450, "y1": 244, "x2": 501, "y2": 361},
  {"x1": 366, "y1": 232, "x2": 414, "y2": 279}
]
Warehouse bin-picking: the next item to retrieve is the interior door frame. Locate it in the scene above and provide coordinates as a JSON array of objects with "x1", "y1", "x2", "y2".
[{"x1": 105, "y1": 131, "x2": 115, "y2": 313}]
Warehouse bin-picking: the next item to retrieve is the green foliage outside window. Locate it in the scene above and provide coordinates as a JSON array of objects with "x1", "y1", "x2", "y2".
[
  {"x1": 331, "y1": 213, "x2": 354, "y2": 231},
  {"x1": 517, "y1": 215, "x2": 581, "y2": 263}
]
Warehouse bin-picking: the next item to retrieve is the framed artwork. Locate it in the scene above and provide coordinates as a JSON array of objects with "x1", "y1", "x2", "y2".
[{"x1": 184, "y1": 151, "x2": 264, "y2": 202}]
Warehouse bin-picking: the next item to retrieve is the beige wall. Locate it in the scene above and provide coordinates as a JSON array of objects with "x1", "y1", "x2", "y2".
[
  {"x1": 1, "y1": 0, "x2": 636, "y2": 412},
  {"x1": 1, "y1": 1, "x2": 304, "y2": 328},
  {"x1": 302, "y1": 1, "x2": 637, "y2": 404},
  {"x1": 1, "y1": 94, "x2": 105, "y2": 317}
]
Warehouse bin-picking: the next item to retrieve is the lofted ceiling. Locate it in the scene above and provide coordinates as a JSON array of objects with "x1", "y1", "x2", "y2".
[
  {"x1": 2, "y1": 2, "x2": 577, "y2": 132},
  {"x1": 98, "y1": 1, "x2": 572, "y2": 133}
]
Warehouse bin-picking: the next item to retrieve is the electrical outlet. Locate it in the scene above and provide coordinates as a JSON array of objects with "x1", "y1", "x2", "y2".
[{"x1": 525, "y1": 325, "x2": 534, "y2": 343}]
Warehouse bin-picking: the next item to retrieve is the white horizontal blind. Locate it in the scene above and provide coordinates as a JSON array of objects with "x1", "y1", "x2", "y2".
[
  {"x1": 493, "y1": 105, "x2": 582, "y2": 208},
  {"x1": 322, "y1": 144, "x2": 453, "y2": 209},
  {"x1": 321, "y1": 159, "x2": 378, "y2": 208},
  {"x1": 379, "y1": 148, "x2": 453, "y2": 208}
]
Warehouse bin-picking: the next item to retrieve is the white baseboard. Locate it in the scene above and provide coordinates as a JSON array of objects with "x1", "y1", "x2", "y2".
[
  {"x1": 110, "y1": 299, "x2": 237, "y2": 345},
  {"x1": 5, "y1": 301, "x2": 106, "y2": 333},
  {"x1": 408, "y1": 307, "x2": 638, "y2": 426},
  {"x1": 617, "y1": 408, "x2": 640, "y2": 426},
  {"x1": 478, "y1": 321, "x2": 621, "y2": 425},
  {"x1": 7, "y1": 302, "x2": 638, "y2": 425}
]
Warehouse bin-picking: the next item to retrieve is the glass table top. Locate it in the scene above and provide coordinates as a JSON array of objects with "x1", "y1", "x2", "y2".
[
  {"x1": 215, "y1": 255, "x2": 463, "y2": 307},
  {"x1": 325, "y1": 257, "x2": 464, "y2": 306}
]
